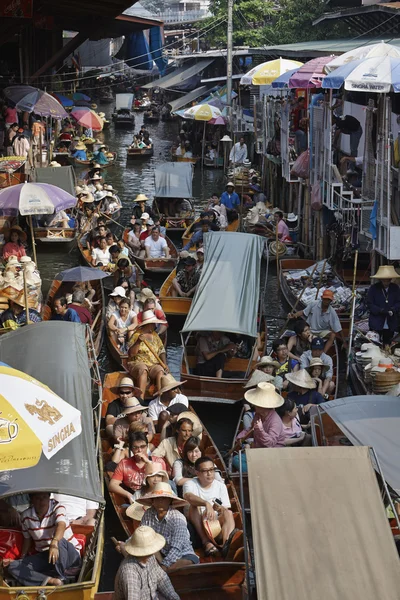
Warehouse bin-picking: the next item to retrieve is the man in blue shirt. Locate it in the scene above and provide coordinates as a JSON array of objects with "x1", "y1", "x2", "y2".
[
  {"x1": 53, "y1": 297, "x2": 81, "y2": 323},
  {"x1": 182, "y1": 221, "x2": 210, "y2": 252},
  {"x1": 220, "y1": 182, "x2": 240, "y2": 223}
]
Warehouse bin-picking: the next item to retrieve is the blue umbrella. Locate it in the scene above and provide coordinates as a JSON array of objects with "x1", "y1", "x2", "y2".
[
  {"x1": 52, "y1": 93, "x2": 74, "y2": 107},
  {"x1": 73, "y1": 92, "x2": 91, "y2": 102},
  {"x1": 55, "y1": 266, "x2": 109, "y2": 282},
  {"x1": 4, "y1": 86, "x2": 67, "y2": 119},
  {"x1": 271, "y1": 67, "x2": 301, "y2": 89}
]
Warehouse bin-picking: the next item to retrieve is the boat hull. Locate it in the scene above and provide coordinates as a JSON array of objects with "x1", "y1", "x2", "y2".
[
  {"x1": 33, "y1": 227, "x2": 78, "y2": 248},
  {"x1": 159, "y1": 269, "x2": 192, "y2": 316},
  {"x1": 127, "y1": 148, "x2": 153, "y2": 160}
]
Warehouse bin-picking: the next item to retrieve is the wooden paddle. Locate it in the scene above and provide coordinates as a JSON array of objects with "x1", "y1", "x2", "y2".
[
  {"x1": 225, "y1": 427, "x2": 254, "y2": 457},
  {"x1": 100, "y1": 212, "x2": 125, "y2": 229},
  {"x1": 140, "y1": 335, "x2": 169, "y2": 372}
]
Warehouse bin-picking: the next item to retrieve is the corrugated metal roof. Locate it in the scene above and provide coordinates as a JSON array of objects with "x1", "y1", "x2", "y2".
[
  {"x1": 168, "y1": 85, "x2": 212, "y2": 112},
  {"x1": 253, "y1": 37, "x2": 400, "y2": 58},
  {"x1": 142, "y1": 58, "x2": 214, "y2": 89}
]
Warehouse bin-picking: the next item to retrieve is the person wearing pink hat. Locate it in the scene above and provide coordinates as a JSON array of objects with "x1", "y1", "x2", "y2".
[{"x1": 289, "y1": 288, "x2": 346, "y2": 353}]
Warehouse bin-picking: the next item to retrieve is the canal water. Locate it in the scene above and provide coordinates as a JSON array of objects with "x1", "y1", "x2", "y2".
[{"x1": 36, "y1": 106, "x2": 348, "y2": 590}]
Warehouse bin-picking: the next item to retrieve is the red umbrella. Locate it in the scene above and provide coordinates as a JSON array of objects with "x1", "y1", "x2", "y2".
[{"x1": 71, "y1": 108, "x2": 103, "y2": 131}]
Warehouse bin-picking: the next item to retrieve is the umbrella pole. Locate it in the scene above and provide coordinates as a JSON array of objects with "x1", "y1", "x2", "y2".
[
  {"x1": 276, "y1": 223, "x2": 280, "y2": 292},
  {"x1": 29, "y1": 215, "x2": 37, "y2": 265},
  {"x1": 346, "y1": 249, "x2": 359, "y2": 380},
  {"x1": 201, "y1": 121, "x2": 206, "y2": 170},
  {"x1": 23, "y1": 267, "x2": 31, "y2": 325}
]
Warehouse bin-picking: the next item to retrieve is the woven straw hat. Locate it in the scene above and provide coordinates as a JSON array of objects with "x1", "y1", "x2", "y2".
[
  {"x1": 135, "y1": 194, "x2": 149, "y2": 202},
  {"x1": 269, "y1": 241, "x2": 287, "y2": 257},
  {"x1": 285, "y1": 369, "x2": 316, "y2": 390},
  {"x1": 258, "y1": 356, "x2": 280, "y2": 369},
  {"x1": 144, "y1": 462, "x2": 169, "y2": 484},
  {"x1": 371, "y1": 265, "x2": 399, "y2": 279},
  {"x1": 158, "y1": 374, "x2": 186, "y2": 395},
  {"x1": 137, "y1": 310, "x2": 166, "y2": 327},
  {"x1": 203, "y1": 519, "x2": 222, "y2": 543},
  {"x1": 137, "y1": 482, "x2": 188, "y2": 508},
  {"x1": 8, "y1": 225, "x2": 27, "y2": 242},
  {"x1": 244, "y1": 382, "x2": 284, "y2": 408},
  {"x1": 124, "y1": 526, "x2": 165, "y2": 557},
  {"x1": 137, "y1": 287, "x2": 157, "y2": 303},
  {"x1": 75, "y1": 141, "x2": 87, "y2": 150},
  {"x1": 115, "y1": 397, "x2": 147, "y2": 419},
  {"x1": 306, "y1": 357, "x2": 329, "y2": 373},
  {"x1": 125, "y1": 501, "x2": 147, "y2": 522},
  {"x1": 243, "y1": 370, "x2": 274, "y2": 389},
  {"x1": 110, "y1": 376, "x2": 142, "y2": 397}
]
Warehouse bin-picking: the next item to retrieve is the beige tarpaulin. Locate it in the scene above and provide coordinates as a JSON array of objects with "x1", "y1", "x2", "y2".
[{"x1": 247, "y1": 446, "x2": 400, "y2": 600}]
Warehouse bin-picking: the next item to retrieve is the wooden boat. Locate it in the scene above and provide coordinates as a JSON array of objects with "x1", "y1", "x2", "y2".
[
  {"x1": 127, "y1": 146, "x2": 154, "y2": 160},
  {"x1": 153, "y1": 163, "x2": 196, "y2": 233},
  {"x1": 0, "y1": 322, "x2": 105, "y2": 600},
  {"x1": 182, "y1": 218, "x2": 239, "y2": 249},
  {"x1": 33, "y1": 226, "x2": 78, "y2": 247},
  {"x1": 159, "y1": 268, "x2": 192, "y2": 317},
  {"x1": 68, "y1": 152, "x2": 117, "y2": 168},
  {"x1": 181, "y1": 232, "x2": 267, "y2": 403},
  {"x1": 42, "y1": 277, "x2": 105, "y2": 357},
  {"x1": 100, "y1": 371, "x2": 246, "y2": 598},
  {"x1": 143, "y1": 112, "x2": 160, "y2": 123},
  {"x1": 279, "y1": 258, "x2": 371, "y2": 339},
  {"x1": 122, "y1": 228, "x2": 178, "y2": 273},
  {"x1": 172, "y1": 154, "x2": 199, "y2": 165}
]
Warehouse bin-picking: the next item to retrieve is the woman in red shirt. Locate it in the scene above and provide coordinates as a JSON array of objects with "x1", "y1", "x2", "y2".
[{"x1": 2, "y1": 226, "x2": 27, "y2": 261}]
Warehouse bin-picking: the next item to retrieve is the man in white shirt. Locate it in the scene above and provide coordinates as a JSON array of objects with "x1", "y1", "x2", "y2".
[
  {"x1": 148, "y1": 374, "x2": 189, "y2": 429},
  {"x1": 52, "y1": 494, "x2": 98, "y2": 526},
  {"x1": 144, "y1": 227, "x2": 170, "y2": 259},
  {"x1": 183, "y1": 457, "x2": 238, "y2": 557},
  {"x1": 91, "y1": 237, "x2": 111, "y2": 267},
  {"x1": 229, "y1": 137, "x2": 248, "y2": 165}
]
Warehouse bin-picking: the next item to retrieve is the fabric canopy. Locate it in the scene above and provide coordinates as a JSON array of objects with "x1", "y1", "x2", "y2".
[
  {"x1": 142, "y1": 59, "x2": 214, "y2": 90},
  {"x1": 182, "y1": 232, "x2": 264, "y2": 337},
  {"x1": 33, "y1": 166, "x2": 76, "y2": 197},
  {"x1": 168, "y1": 86, "x2": 211, "y2": 113},
  {"x1": 115, "y1": 93, "x2": 134, "y2": 111},
  {"x1": 154, "y1": 162, "x2": 192, "y2": 198},
  {"x1": 0, "y1": 322, "x2": 103, "y2": 504},
  {"x1": 317, "y1": 395, "x2": 400, "y2": 494},
  {"x1": 247, "y1": 446, "x2": 400, "y2": 600}
]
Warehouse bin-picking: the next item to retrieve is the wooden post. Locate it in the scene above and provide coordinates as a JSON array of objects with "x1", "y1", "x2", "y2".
[
  {"x1": 315, "y1": 259, "x2": 327, "y2": 299},
  {"x1": 276, "y1": 222, "x2": 280, "y2": 290},
  {"x1": 346, "y1": 249, "x2": 359, "y2": 379},
  {"x1": 22, "y1": 267, "x2": 31, "y2": 325},
  {"x1": 28, "y1": 215, "x2": 37, "y2": 265},
  {"x1": 201, "y1": 121, "x2": 206, "y2": 171}
]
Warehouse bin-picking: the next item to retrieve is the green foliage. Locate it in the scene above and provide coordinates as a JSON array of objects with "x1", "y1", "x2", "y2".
[{"x1": 204, "y1": 0, "x2": 348, "y2": 47}]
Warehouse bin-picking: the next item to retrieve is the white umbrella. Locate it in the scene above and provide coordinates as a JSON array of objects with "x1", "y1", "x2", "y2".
[
  {"x1": 325, "y1": 41, "x2": 400, "y2": 73},
  {"x1": 323, "y1": 55, "x2": 400, "y2": 93}
]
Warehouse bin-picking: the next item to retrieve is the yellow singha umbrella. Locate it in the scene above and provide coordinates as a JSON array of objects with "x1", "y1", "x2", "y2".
[
  {"x1": 183, "y1": 103, "x2": 222, "y2": 121},
  {"x1": 240, "y1": 58, "x2": 303, "y2": 86},
  {"x1": 0, "y1": 365, "x2": 82, "y2": 471}
]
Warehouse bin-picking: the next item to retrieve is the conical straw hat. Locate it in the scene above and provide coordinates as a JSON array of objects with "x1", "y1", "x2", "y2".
[
  {"x1": 285, "y1": 369, "x2": 316, "y2": 390},
  {"x1": 124, "y1": 526, "x2": 165, "y2": 556},
  {"x1": 244, "y1": 382, "x2": 284, "y2": 408},
  {"x1": 371, "y1": 265, "x2": 399, "y2": 279}
]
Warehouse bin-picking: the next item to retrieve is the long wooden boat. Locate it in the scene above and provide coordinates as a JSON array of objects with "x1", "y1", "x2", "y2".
[
  {"x1": 105, "y1": 320, "x2": 167, "y2": 373},
  {"x1": 159, "y1": 268, "x2": 192, "y2": 317},
  {"x1": 228, "y1": 340, "x2": 339, "y2": 508},
  {"x1": 279, "y1": 258, "x2": 371, "y2": 339},
  {"x1": 68, "y1": 152, "x2": 117, "y2": 168},
  {"x1": 204, "y1": 156, "x2": 224, "y2": 168},
  {"x1": 122, "y1": 228, "x2": 178, "y2": 273},
  {"x1": 0, "y1": 322, "x2": 105, "y2": 600},
  {"x1": 182, "y1": 218, "x2": 239, "y2": 248},
  {"x1": 127, "y1": 146, "x2": 153, "y2": 160},
  {"x1": 172, "y1": 154, "x2": 199, "y2": 165},
  {"x1": 42, "y1": 277, "x2": 105, "y2": 357},
  {"x1": 33, "y1": 226, "x2": 78, "y2": 247},
  {"x1": 100, "y1": 371, "x2": 246, "y2": 598}
]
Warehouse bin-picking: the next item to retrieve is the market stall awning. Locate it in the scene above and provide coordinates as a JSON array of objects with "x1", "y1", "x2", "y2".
[
  {"x1": 33, "y1": 166, "x2": 76, "y2": 197},
  {"x1": 182, "y1": 232, "x2": 265, "y2": 337},
  {"x1": 142, "y1": 59, "x2": 215, "y2": 90},
  {"x1": 317, "y1": 395, "x2": 400, "y2": 495},
  {"x1": 168, "y1": 86, "x2": 212, "y2": 113},
  {"x1": 0, "y1": 322, "x2": 103, "y2": 504},
  {"x1": 247, "y1": 446, "x2": 400, "y2": 600}
]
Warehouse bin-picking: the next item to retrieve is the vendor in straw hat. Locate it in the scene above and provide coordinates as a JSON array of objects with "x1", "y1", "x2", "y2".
[
  {"x1": 285, "y1": 369, "x2": 325, "y2": 420},
  {"x1": 113, "y1": 396, "x2": 155, "y2": 444},
  {"x1": 126, "y1": 310, "x2": 168, "y2": 396},
  {"x1": 113, "y1": 526, "x2": 180, "y2": 600},
  {"x1": 136, "y1": 482, "x2": 199, "y2": 569},
  {"x1": 0, "y1": 296, "x2": 42, "y2": 330},
  {"x1": 2, "y1": 225, "x2": 27, "y2": 261},
  {"x1": 148, "y1": 374, "x2": 188, "y2": 430},
  {"x1": 131, "y1": 194, "x2": 155, "y2": 221},
  {"x1": 367, "y1": 264, "x2": 400, "y2": 346},
  {"x1": 71, "y1": 141, "x2": 87, "y2": 161},
  {"x1": 183, "y1": 456, "x2": 240, "y2": 558}
]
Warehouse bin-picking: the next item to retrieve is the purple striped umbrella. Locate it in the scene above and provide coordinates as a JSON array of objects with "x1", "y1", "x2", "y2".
[
  {"x1": 288, "y1": 56, "x2": 337, "y2": 89},
  {"x1": 0, "y1": 183, "x2": 77, "y2": 215}
]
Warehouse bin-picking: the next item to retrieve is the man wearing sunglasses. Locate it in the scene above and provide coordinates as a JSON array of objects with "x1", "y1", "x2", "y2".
[
  {"x1": 105, "y1": 377, "x2": 143, "y2": 438},
  {"x1": 183, "y1": 456, "x2": 240, "y2": 558}
]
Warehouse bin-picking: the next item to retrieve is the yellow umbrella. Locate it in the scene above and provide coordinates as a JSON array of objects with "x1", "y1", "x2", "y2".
[
  {"x1": 0, "y1": 365, "x2": 82, "y2": 471},
  {"x1": 183, "y1": 103, "x2": 222, "y2": 121},
  {"x1": 240, "y1": 58, "x2": 303, "y2": 86}
]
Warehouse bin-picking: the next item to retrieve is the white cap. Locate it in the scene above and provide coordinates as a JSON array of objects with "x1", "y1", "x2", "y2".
[
  {"x1": 109, "y1": 286, "x2": 127, "y2": 298},
  {"x1": 141, "y1": 212, "x2": 150, "y2": 220}
]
